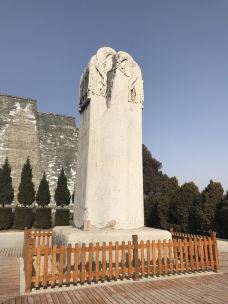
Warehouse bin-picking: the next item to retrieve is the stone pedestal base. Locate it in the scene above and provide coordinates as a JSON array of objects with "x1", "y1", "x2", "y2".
[{"x1": 52, "y1": 226, "x2": 171, "y2": 247}]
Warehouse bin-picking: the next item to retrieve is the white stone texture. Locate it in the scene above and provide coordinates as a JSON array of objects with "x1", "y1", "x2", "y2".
[
  {"x1": 53, "y1": 226, "x2": 172, "y2": 247},
  {"x1": 0, "y1": 97, "x2": 42, "y2": 194},
  {"x1": 74, "y1": 47, "x2": 144, "y2": 229}
]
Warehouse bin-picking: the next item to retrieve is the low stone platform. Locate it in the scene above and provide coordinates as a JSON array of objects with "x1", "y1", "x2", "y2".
[{"x1": 52, "y1": 226, "x2": 171, "y2": 247}]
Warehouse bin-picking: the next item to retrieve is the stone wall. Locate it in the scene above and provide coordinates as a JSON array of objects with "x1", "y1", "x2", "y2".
[
  {"x1": 37, "y1": 112, "x2": 78, "y2": 198},
  {"x1": 0, "y1": 95, "x2": 42, "y2": 197},
  {"x1": 0, "y1": 94, "x2": 77, "y2": 203}
]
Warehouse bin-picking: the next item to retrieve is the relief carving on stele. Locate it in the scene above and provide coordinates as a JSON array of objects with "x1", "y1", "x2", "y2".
[{"x1": 79, "y1": 47, "x2": 144, "y2": 112}]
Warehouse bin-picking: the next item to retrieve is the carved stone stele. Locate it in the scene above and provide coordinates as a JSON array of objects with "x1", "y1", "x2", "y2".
[{"x1": 74, "y1": 47, "x2": 144, "y2": 230}]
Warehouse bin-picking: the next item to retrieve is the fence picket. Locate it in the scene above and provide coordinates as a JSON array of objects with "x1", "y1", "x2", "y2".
[
  {"x1": 121, "y1": 241, "x2": 126, "y2": 278},
  {"x1": 47, "y1": 235, "x2": 50, "y2": 248},
  {"x1": 115, "y1": 241, "x2": 119, "y2": 279},
  {"x1": 184, "y1": 239, "x2": 189, "y2": 272},
  {"x1": 157, "y1": 240, "x2": 162, "y2": 275},
  {"x1": 168, "y1": 240, "x2": 173, "y2": 273},
  {"x1": 81, "y1": 243, "x2": 86, "y2": 283},
  {"x1": 41, "y1": 235, "x2": 45, "y2": 252},
  {"x1": 141, "y1": 241, "x2": 145, "y2": 276},
  {"x1": 189, "y1": 238, "x2": 194, "y2": 271},
  {"x1": 35, "y1": 245, "x2": 41, "y2": 288},
  {"x1": 163, "y1": 240, "x2": 168, "y2": 275},
  {"x1": 174, "y1": 239, "x2": 179, "y2": 273},
  {"x1": 38, "y1": 234, "x2": 41, "y2": 247},
  {"x1": 58, "y1": 245, "x2": 65, "y2": 286},
  {"x1": 208, "y1": 238, "x2": 214, "y2": 270},
  {"x1": 199, "y1": 238, "x2": 204, "y2": 270},
  {"x1": 109, "y1": 242, "x2": 113, "y2": 279},
  {"x1": 204, "y1": 239, "x2": 209, "y2": 270},
  {"x1": 95, "y1": 242, "x2": 99, "y2": 282},
  {"x1": 146, "y1": 240, "x2": 150, "y2": 275},
  {"x1": 127, "y1": 241, "x2": 132, "y2": 278},
  {"x1": 194, "y1": 238, "x2": 199, "y2": 271},
  {"x1": 43, "y1": 244, "x2": 49, "y2": 288},
  {"x1": 179, "y1": 240, "x2": 184, "y2": 273},
  {"x1": 152, "y1": 240, "x2": 156, "y2": 276},
  {"x1": 133, "y1": 235, "x2": 139, "y2": 280},
  {"x1": 73, "y1": 244, "x2": 79, "y2": 285},
  {"x1": 211, "y1": 232, "x2": 219, "y2": 271},
  {"x1": 66, "y1": 244, "x2": 72, "y2": 286},
  {"x1": 51, "y1": 245, "x2": 57, "y2": 287},
  {"x1": 102, "y1": 242, "x2": 106, "y2": 281},
  {"x1": 88, "y1": 243, "x2": 93, "y2": 283}
]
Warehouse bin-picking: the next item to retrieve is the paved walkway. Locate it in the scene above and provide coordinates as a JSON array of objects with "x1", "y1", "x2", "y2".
[
  {"x1": 1, "y1": 249, "x2": 228, "y2": 304},
  {"x1": 0, "y1": 256, "x2": 20, "y2": 303},
  {"x1": 3, "y1": 270, "x2": 228, "y2": 304},
  {"x1": 1, "y1": 243, "x2": 228, "y2": 304},
  {"x1": 0, "y1": 247, "x2": 22, "y2": 258}
]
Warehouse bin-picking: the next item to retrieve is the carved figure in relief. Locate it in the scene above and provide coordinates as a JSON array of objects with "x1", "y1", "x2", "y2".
[
  {"x1": 116, "y1": 51, "x2": 144, "y2": 104},
  {"x1": 79, "y1": 47, "x2": 144, "y2": 112}
]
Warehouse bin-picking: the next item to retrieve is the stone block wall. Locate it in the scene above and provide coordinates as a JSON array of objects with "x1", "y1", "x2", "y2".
[
  {"x1": 0, "y1": 94, "x2": 77, "y2": 204},
  {"x1": 0, "y1": 95, "x2": 42, "y2": 197},
  {"x1": 37, "y1": 112, "x2": 78, "y2": 198}
]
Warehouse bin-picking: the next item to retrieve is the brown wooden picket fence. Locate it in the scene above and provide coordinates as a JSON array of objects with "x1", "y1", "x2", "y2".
[
  {"x1": 169, "y1": 227, "x2": 211, "y2": 240},
  {"x1": 23, "y1": 227, "x2": 53, "y2": 291},
  {"x1": 23, "y1": 229, "x2": 219, "y2": 292},
  {"x1": 169, "y1": 228, "x2": 219, "y2": 265}
]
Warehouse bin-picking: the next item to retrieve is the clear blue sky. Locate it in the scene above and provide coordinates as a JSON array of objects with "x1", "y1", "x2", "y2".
[{"x1": 0, "y1": 0, "x2": 228, "y2": 191}]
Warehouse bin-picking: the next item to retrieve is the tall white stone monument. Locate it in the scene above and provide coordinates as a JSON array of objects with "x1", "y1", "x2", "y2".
[
  {"x1": 53, "y1": 47, "x2": 171, "y2": 245},
  {"x1": 74, "y1": 47, "x2": 144, "y2": 230}
]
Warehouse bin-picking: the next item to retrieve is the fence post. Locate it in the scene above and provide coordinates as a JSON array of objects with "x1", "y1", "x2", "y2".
[
  {"x1": 132, "y1": 234, "x2": 139, "y2": 280},
  {"x1": 25, "y1": 237, "x2": 34, "y2": 292},
  {"x1": 211, "y1": 231, "x2": 219, "y2": 271}
]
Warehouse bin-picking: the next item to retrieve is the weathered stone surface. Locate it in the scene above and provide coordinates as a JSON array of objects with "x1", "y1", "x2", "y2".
[
  {"x1": 74, "y1": 47, "x2": 144, "y2": 229},
  {"x1": 53, "y1": 226, "x2": 172, "y2": 247},
  {"x1": 37, "y1": 112, "x2": 78, "y2": 198},
  {"x1": 0, "y1": 94, "x2": 77, "y2": 202},
  {"x1": 0, "y1": 95, "x2": 42, "y2": 197}
]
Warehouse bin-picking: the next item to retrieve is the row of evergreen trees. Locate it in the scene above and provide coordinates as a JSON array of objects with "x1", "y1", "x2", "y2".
[
  {"x1": 1, "y1": 148, "x2": 228, "y2": 236},
  {"x1": 0, "y1": 158, "x2": 72, "y2": 208},
  {"x1": 143, "y1": 145, "x2": 228, "y2": 238}
]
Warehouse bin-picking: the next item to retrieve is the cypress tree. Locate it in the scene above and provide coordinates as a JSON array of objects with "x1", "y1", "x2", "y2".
[
  {"x1": 217, "y1": 191, "x2": 228, "y2": 237},
  {"x1": 17, "y1": 157, "x2": 35, "y2": 207},
  {"x1": 54, "y1": 168, "x2": 71, "y2": 208},
  {"x1": 0, "y1": 158, "x2": 14, "y2": 207},
  {"x1": 36, "y1": 173, "x2": 51, "y2": 207},
  {"x1": 143, "y1": 144, "x2": 180, "y2": 229},
  {"x1": 200, "y1": 180, "x2": 224, "y2": 232},
  {"x1": 170, "y1": 182, "x2": 200, "y2": 232},
  {"x1": 143, "y1": 144, "x2": 163, "y2": 196}
]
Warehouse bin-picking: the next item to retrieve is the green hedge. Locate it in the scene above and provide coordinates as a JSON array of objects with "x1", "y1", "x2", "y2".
[
  {"x1": 14, "y1": 207, "x2": 34, "y2": 229},
  {"x1": 0, "y1": 208, "x2": 13, "y2": 230},
  {"x1": 55, "y1": 209, "x2": 70, "y2": 226},
  {"x1": 36, "y1": 208, "x2": 52, "y2": 229}
]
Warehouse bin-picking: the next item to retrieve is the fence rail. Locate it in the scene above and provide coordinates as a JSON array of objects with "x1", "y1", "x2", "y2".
[
  {"x1": 169, "y1": 228, "x2": 210, "y2": 240},
  {"x1": 23, "y1": 228, "x2": 219, "y2": 292}
]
